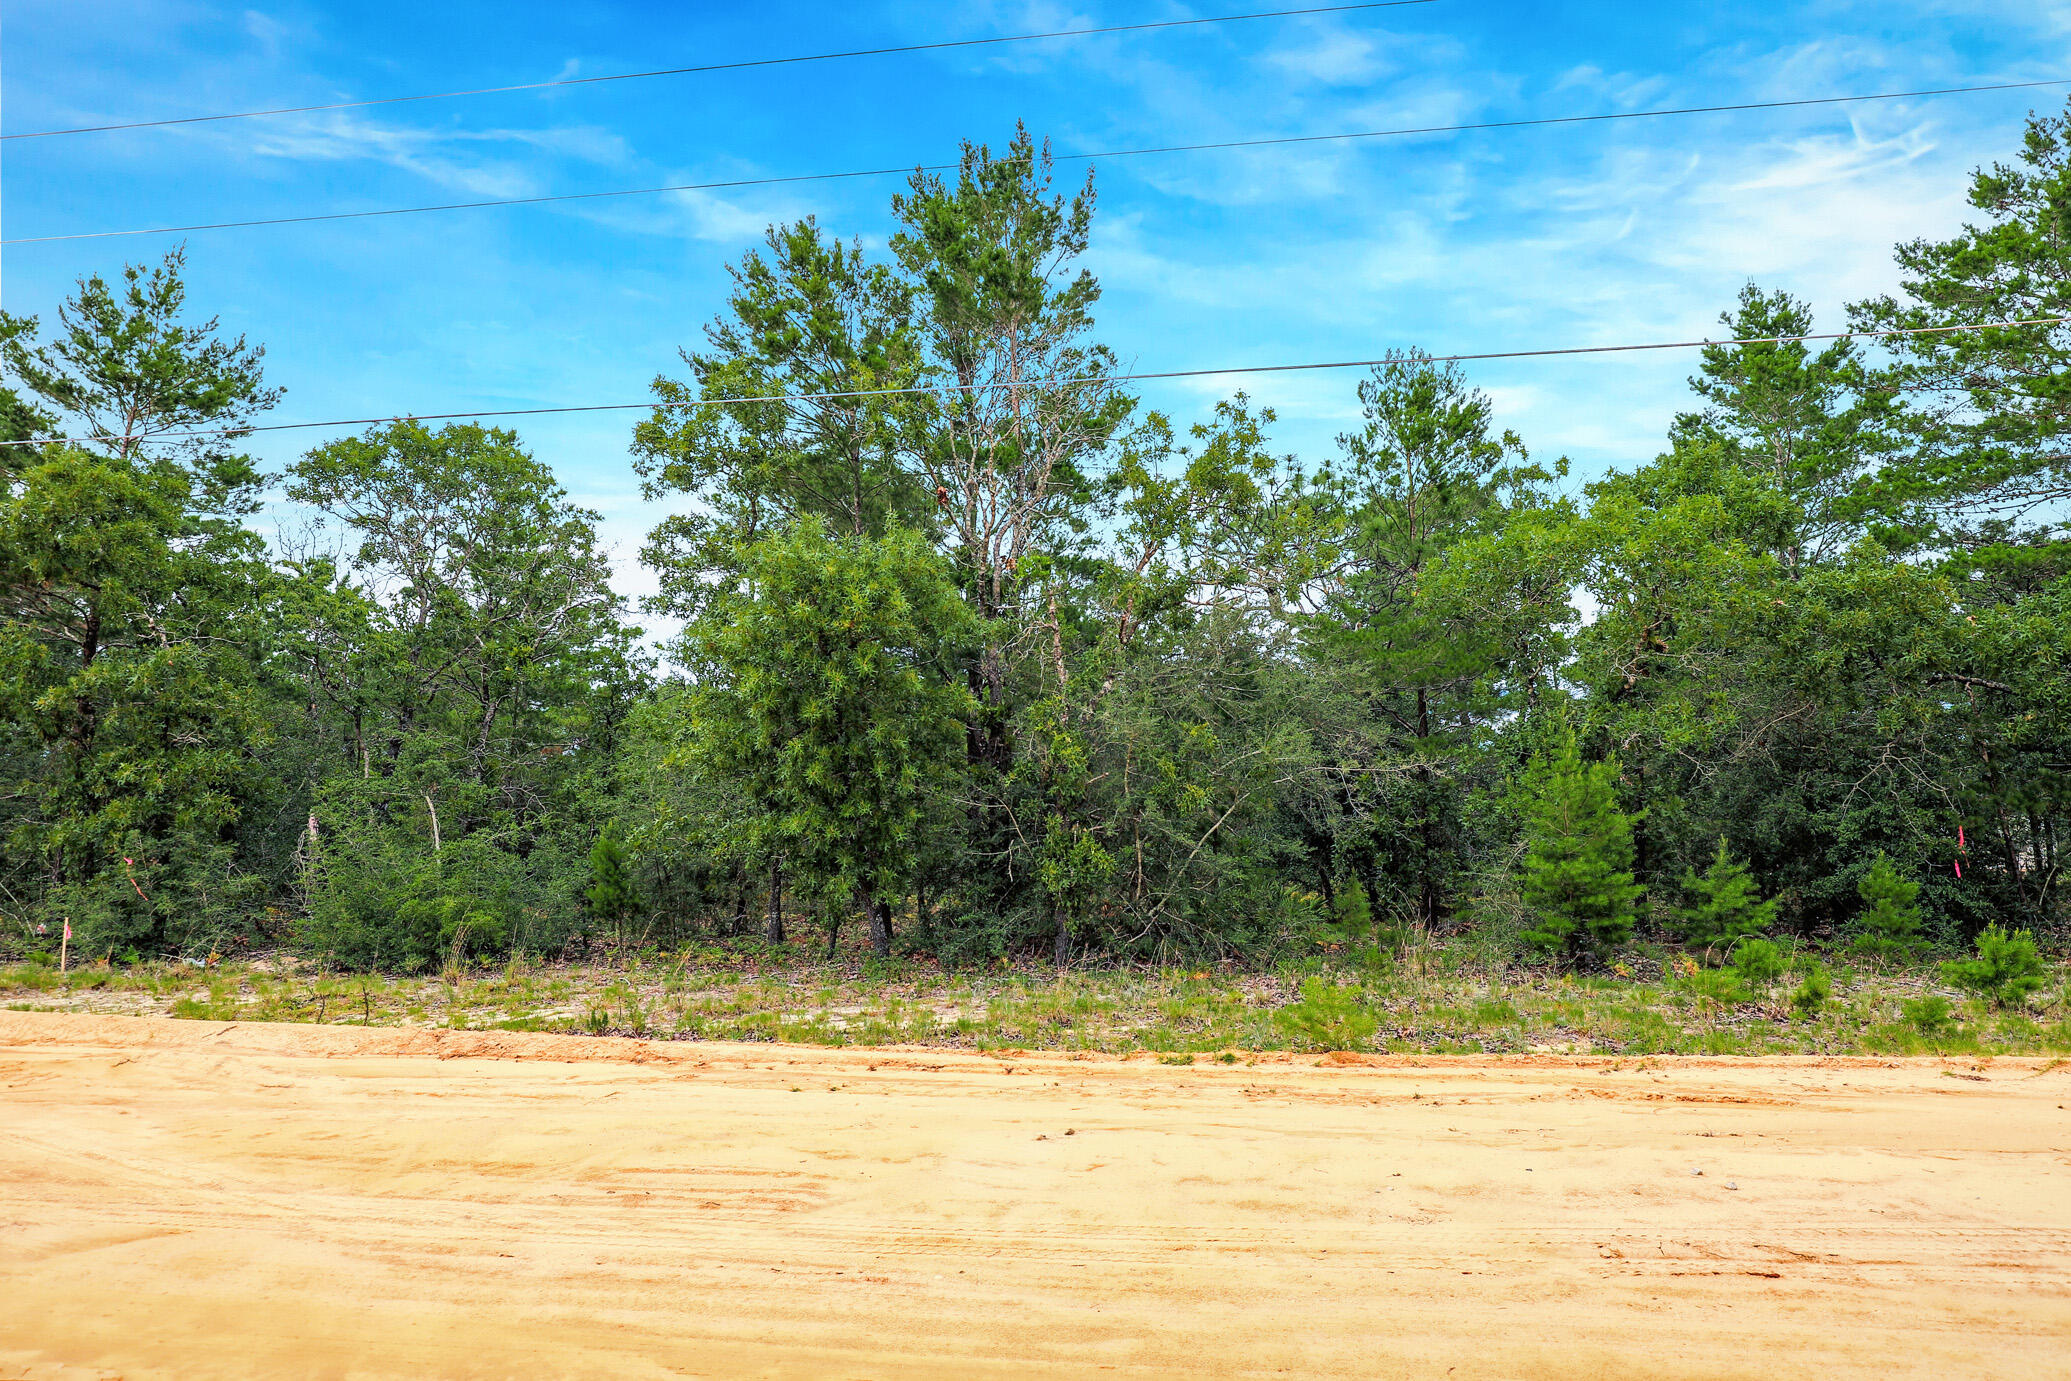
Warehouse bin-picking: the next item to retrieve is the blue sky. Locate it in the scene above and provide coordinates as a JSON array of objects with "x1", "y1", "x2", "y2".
[{"x1": 5, "y1": 0, "x2": 2068, "y2": 618}]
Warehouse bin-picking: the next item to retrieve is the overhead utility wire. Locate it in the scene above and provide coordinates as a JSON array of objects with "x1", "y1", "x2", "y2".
[
  {"x1": 10, "y1": 77, "x2": 2063, "y2": 247},
  {"x1": 5, "y1": 316, "x2": 2058, "y2": 451},
  {"x1": 3, "y1": 1, "x2": 1440, "y2": 142}
]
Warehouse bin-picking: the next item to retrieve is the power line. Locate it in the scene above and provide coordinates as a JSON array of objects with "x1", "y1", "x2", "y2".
[
  {"x1": 6, "y1": 316, "x2": 2058, "y2": 451},
  {"x1": 3, "y1": 1, "x2": 1440, "y2": 142},
  {"x1": 8, "y1": 77, "x2": 2061, "y2": 247}
]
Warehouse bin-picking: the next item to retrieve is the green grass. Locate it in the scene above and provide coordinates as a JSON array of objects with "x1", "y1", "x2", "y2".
[{"x1": 1, "y1": 938, "x2": 2066, "y2": 1056}]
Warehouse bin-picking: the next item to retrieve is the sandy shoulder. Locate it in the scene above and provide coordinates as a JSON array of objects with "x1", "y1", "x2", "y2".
[{"x1": 3, "y1": 1012, "x2": 2067, "y2": 1379}]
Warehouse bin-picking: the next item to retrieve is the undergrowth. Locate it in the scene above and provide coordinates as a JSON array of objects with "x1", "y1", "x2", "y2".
[{"x1": 3, "y1": 935, "x2": 2067, "y2": 1056}]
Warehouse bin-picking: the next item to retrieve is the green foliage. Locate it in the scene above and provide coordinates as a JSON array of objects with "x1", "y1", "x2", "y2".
[
  {"x1": 278, "y1": 419, "x2": 639, "y2": 968},
  {"x1": 1519, "y1": 734, "x2": 1643, "y2": 959},
  {"x1": 1942, "y1": 925, "x2": 2048, "y2": 1008},
  {"x1": 1680, "y1": 967, "x2": 1746, "y2": 1008},
  {"x1": 1326, "y1": 879, "x2": 1374, "y2": 942},
  {"x1": 1901, "y1": 995, "x2": 1955, "y2": 1036},
  {"x1": 631, "y1": 218, "x2": 933, "y2": 623},
  {"x1": 1728, "y1": 937, "x2": 1788, "y2": 989},
  {"x1": 1035, "y1": 813, "x2": 1115, "y2": 964},
  {"x1": 1309, "y1": 353, "x2": 1560, "y2": 930},
  {"x1": 1851, "y1": 852, "x2": 1926, "y2": 959},
  {"x1": 1674, "y1": 839, "x2": 1778, "y2": 954},
  {"x1": 5, "y1": 118, "x2": 2070, "y2": 981},
  {"x1": 1273, "y1": 978, "x2": 1379, "y2": 1051},
  {"x1": 0, "y1": 250, "x2": 281, "y2": 955},
  {"x1": 587, "y1": 825, "x2": 641, "y2": 939},
  {"x1": 300, "y1": 830, "x2": 573, "y2": 971},
  {"x1": 683, "y1": 519, "x2": 974, "y2": 953},
  {"x1": 1850, "y1": 100, "x2": 2071, "y2": 542},
  {"x1": 1791, "y1": 960, "x2": 1832, "y2": 1016}
]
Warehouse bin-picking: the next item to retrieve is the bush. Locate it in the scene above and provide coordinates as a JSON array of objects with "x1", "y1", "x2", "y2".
[
  {"x1": 1942, "y1": 925, "x2": 2048, "y2": 1009},
  {"x1": 1273, "y1": 978, "x2": 1379, "y2": 1051},
  {"x1": 1728, "y1": 937, "x2": 1787, "y2": 988},
  {"x1": 1325, "y1": 880, "x2": 1373, "y2": 943},
  {"x1": 1680, "y1": 967, "x2": 1746, "y2": 1008},
  {"x1": 586, "y1": 824, "x2": 640, "y2": 938},
  {"x1": 300, "y1": 830, "x2": 580, "y2": 970},
  {"x1": 1790, "y1": 961, "x2": 1831, "y2": 1017},
  {"x1": 1901, "y1": 995, "x2": 1954, "y2": 1035}
]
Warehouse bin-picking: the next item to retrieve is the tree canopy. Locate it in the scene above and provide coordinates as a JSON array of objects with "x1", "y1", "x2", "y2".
[{"x1": 4, "y1": 106, "x2": 2069, "y2": 974}]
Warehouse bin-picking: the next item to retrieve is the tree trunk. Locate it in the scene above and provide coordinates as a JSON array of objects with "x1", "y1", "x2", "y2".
[
  {"x1": 862, "y1": 882, "x2": 893, "y2": 958},
  {"x1": 1053, "y1": 904, "x2": 1069, "y2": 967},
  {"x1": 765, "y1": 858, "x2": 785, "y2": 945},
  {"x1": 1415, "y1": 687, "x2": 1439, "y2": 931}
]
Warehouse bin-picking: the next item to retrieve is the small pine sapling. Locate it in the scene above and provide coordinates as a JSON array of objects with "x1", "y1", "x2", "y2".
[
  {"x1": 586, "y1": 825, "x2": 639, "y2": 944},
  {"x1": 1728, "y1": 936, "x2": 1787, "y2": 990},
  {"x1": 1790, "y1": 960, "x2": 1831, "y2": 1017},
  {"x1": 1329, "y1": 880, "x2": 1373, "y2": 942},
  {"x1": 1675, "y1": 838, "x2": 1778, "y2": 958},
  {"x1": 1851, "y1": 852, "x2": 1924, "y2": 960},
  {"x1": 1681, "y1": 966, "x2": 1746, "y2": 1010},
  {"x1": 1519, "y1": 734, "x2": 1643, "y2": 960},
  {"x1": 1942, "y1": 925, "x2": 2048, "y2": 1009},
  {"x1": 1273, "y1": 978, "x2": 1380, "y2": 1051}
]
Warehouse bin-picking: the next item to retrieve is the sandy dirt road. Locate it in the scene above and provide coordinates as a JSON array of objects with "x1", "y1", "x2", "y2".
[{"x1": 2, "y1": 1013, "x2": 2067, "y2": 1380}]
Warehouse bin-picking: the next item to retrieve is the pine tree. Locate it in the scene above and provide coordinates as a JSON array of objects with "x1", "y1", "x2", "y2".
[
  {"x1": 586, "y1": 825, "x2": 637, "y2": 937},
  {"x1": 1943, "y1": 925, "x2": 2047, "y2": 1009},
  {"x1": 1519, "y1": 734, "x2": 1643, "y2": 959},
  {"x1": 1330, "y1": 878, "x2": 1374, "y2": 940},
  {"x1": 1851, "y1": 852, "x2": 1923, "y2": 959},
  {"x1": 1674, "y1": 838, "x2": 1778, "y2": 957}
]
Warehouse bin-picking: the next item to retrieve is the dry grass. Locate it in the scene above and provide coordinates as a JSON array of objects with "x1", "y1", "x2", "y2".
[{"x1": 4, "y1": 934, "x2": 2067, "y2": 1056}]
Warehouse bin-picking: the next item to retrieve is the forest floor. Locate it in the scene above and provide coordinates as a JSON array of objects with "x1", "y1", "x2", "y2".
[
  {"x1": 3, "y1": 937, "x2": 2069, "y2": 1056},
  {"x1": 1, "y1": 1010, "x2": 2067, "y2": 1378}
]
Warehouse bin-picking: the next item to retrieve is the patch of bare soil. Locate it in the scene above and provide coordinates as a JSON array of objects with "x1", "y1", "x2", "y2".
[{"x1": 2, "y1": 1013, "x2": 2066, "y2": 1378}]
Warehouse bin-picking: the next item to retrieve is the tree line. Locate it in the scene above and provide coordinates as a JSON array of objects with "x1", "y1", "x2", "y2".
[{"x1": 3, "y1": 112, "x2": 2066, "y2": 973}]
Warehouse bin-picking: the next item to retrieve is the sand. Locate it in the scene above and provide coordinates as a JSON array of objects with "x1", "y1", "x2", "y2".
[{"x1": 1, "y1": 1012, "x2": 2067, "y2": 1379}]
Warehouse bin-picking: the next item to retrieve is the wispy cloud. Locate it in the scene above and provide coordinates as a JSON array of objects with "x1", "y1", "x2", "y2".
[
  {"x1": 7, "y1": 0, "x2": 2055, "y2": 613},
  {"x1": 231, "y1": 113, "x2": 633, "y2": 198}
]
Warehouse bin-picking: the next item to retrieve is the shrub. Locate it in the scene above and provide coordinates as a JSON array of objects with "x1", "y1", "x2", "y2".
[
  {"x1": 1273, "y1": 978, "x2": 1379, "y2": 1051},
  {"x1": 1942, "y1": 925, "x2": 2048, "y2": 1009},
  {"x1": 1675, "y1": 838, "x2": 1777, "y2": 954},
  {"x1": 1728, "y1": 937, "x2": 1787, "y2": 988},
  {"x1": 1901, "y1": 995, "x2": 1954, "y2": 1035},
  {"x1": 1790, "y1": 961, "x2": 1831, "y2": 1017},
  {"x1": 1851, "y1": 852, "x2": 1925, "y2": 960},
  {"x1": 300, "y1": 830, "x2": 577, "y2": 971},
  {"x1": 1681, "y1": 967, "x2": 1746, "y2": 1008}
]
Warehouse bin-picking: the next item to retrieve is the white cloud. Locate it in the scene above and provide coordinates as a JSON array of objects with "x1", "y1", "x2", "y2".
[
  {"x1": 232, "y1": 111, "x2": 633, "y2": 199},
  {"x1": 1264, "y1": 27, "x2": 1391, "y2": 87}
]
